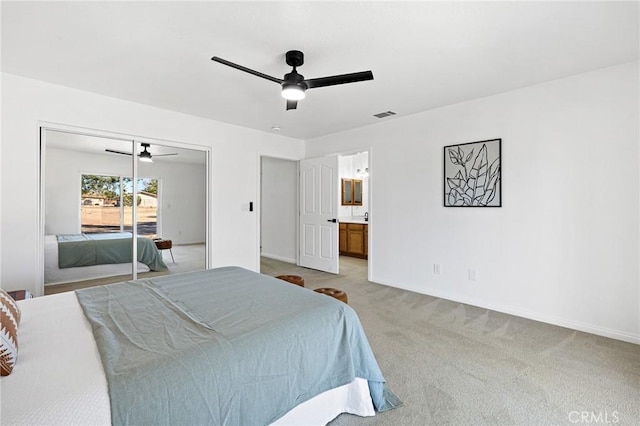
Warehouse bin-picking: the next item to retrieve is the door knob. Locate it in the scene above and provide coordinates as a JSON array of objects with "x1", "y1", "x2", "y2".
[{"x1": 327, "y1": 218, "x2": 338, "y2": 223}]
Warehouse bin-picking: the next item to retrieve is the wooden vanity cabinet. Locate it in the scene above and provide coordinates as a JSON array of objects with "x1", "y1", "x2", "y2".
[
  {"x1": 339, "y1": 223, "x2": 348, "y2": 253},
  {"x1": 339, "y1": 223, "x2": 368, "y2": 259}
]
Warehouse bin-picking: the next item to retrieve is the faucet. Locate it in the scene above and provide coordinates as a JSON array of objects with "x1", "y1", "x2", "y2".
[{"x1": 364, "y1": 212, "x2": 369, "y2": 221}]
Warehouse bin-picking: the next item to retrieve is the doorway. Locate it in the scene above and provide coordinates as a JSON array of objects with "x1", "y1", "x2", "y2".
[
  {"x1": 259, "y1": 156, "x2": 298, "y2": 266},
  {"x1": 259, "y1": 151, "x2": 371, "y2": 281},
  {"x1": 337, "y1": 151, "x2": 369, "y2": 280}
]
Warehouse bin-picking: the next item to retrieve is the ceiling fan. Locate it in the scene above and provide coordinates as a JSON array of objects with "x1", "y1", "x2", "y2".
[
  {"x1": 105, "y1": 143, "x2": 177, "y2": 163},
  {"x1": 211, "y1": 50, "x2": 374, "y2": 110}
]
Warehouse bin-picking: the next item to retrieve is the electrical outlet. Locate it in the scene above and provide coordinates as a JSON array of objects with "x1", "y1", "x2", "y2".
[
  {"x1": 468, "y1": 269, "x2": 477, "y2": 281},
  {"x1": 433, "y1": 264, "x2": 441, "y2": 275}
]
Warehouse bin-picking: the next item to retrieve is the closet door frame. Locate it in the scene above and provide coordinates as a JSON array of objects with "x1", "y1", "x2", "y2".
[{"x1": 38, "y1": 122, "x2": 211, "y2": 295}]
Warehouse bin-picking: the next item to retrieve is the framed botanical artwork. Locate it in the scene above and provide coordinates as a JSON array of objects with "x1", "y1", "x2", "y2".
[{"x1": 444, "y1": 138, "x2": 501, "y2": 207}]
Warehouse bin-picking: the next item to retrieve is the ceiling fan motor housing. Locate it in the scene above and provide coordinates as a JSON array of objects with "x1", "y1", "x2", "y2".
[
  {"x1": 285, "y1": 50, "x2": 304, "y2": 68},
  {"x1": 282, "y1": 71, "x2": 307, "y2": 91},
  {"x1": 283, "y1": 51, "x2": 307, "y2": 96}
]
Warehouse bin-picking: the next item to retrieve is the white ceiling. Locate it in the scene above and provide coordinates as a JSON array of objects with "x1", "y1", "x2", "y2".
[{"x1": 2, "y1": 1, "x2": 638, "y2": 140}]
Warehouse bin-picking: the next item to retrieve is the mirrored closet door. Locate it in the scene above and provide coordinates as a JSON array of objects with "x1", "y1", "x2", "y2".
[{"x1": 42, "y1": 129, "x2": 208, "y2": 293}]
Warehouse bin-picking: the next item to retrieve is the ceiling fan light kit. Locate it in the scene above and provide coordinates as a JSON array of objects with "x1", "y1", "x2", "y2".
[
  {"x1": 211, "y1": 50, "x2": 373, "y2": 110},
  {"x1": 281, "y1": 84, "x2": 306, "y2": 100},
  {"x1": 139, "y1": 147, "x2": 153, "y2": 163}
]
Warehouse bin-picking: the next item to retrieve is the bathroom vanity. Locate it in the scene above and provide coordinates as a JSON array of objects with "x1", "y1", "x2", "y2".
[{"x1": 339, "y1": 217, "x2": 368, "y2": 259}]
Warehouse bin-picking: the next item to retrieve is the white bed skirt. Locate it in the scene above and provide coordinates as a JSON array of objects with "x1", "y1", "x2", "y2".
[
  {"x1": 1, "y1": 292, "x2": 374, "y2": 425},
  {"x1": 44, "y1": 235, "x2": 150, "y2": 285}
]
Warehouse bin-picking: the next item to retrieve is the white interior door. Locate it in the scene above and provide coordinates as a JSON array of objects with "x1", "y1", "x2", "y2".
[{"x1": 299, "y1": 156, "x2": 339, "y2": 274}]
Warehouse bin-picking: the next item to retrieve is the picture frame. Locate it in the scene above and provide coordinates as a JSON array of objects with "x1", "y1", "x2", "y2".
[{"x1": 444, "y1": 138, "x2": 501, "y2": 207}]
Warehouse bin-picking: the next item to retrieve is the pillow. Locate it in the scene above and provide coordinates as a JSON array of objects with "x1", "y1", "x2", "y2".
[{"x1": 0, "y1": 289, "x2": 21, "y2": 376}]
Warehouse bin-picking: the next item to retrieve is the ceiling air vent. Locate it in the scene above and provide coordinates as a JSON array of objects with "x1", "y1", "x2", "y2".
[{"x1": 373, "y1": 110, "x2": 397, "y2": 119}]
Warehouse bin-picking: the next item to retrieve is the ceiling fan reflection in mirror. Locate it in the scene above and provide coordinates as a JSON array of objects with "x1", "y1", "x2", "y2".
[
  {"x1": 105, "y1": 143, "x2": 178, "y2": 163},
  {"x1": 211, "y1": 50, "x2": 374, "y2": 110}
]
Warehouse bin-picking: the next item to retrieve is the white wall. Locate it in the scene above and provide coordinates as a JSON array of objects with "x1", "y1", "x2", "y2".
[
  {"x1": 1, "y1": 73, "x2": 305, "y2": 296},
  {"x1": 306, "y1": 62, "x2": 640, "y2": 344},
  {"x1": 260, "y1": 157, "x2": 297, "y2": 264},
  {"x1": 153, "y1": 159, "x2": 206, "y2": 245},
  {"x1": 45, "y1": 147, "x2": 206, "y2": 244}
]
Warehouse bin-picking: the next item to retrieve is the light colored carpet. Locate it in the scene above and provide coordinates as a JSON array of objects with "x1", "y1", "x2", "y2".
[
  {"x1": 45, "y1": 243, "x2": 205, "y2": 295},
  {"x1": 261, "y1": 256, "x2": 640, "y2": 425}
]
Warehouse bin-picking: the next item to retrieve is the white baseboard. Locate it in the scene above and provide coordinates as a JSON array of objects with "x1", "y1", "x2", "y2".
[
  {"x1": 371, "y1": 276, "x2": 640, "y2": 345},
  {"x1": 261, "y1": 252, "x2": 297, "y2": 265}
]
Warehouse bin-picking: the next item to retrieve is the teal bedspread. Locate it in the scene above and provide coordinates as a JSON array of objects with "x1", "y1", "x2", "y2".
[
  {"x1": 57, "y1": 233, "x2": 167, "y2": 271},
  {"x1": 75, "y1": 267, "x2": 401, "y2": 425}
]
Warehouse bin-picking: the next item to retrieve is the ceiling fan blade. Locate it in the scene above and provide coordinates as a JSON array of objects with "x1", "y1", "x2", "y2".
[
  {"x1": 286, "y1": 100, "x2": 298, "y2": 110},
  {"x1": 153, "y1": 153, "x2": 179, "y2": 157},
  {"x1": 105, "y1": 149, "x2": 132, "y2": 156},
  {"x1": 211, "y1": 56, "x2": 283, "y2": 84},
  {"x1": 305, "y1": 71, "x2": 373, "y2": 89}
]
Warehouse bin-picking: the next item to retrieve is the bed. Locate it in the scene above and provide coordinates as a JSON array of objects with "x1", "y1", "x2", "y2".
[
  {"x1": 44, "y1": 233, "x2": 167, "y2": 285},
  {"x1": 1, "y1": 267, "x2": 400, "y2": 425}
]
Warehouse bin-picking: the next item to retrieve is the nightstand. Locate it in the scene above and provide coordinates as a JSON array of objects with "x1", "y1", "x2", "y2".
[{"x1": 8, "y1": 290, "x2": 33, "y2": 301}]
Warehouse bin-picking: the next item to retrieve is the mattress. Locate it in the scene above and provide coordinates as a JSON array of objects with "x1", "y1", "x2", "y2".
[
  {"x1": 1, "y1": 291, "x2": 375, "y2": 425},
  {"x1": 44, "y1": 235, "x2": 150, "y2": 285}
]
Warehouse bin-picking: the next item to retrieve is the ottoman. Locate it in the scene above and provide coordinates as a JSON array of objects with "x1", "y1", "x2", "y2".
[
  {"x1": 314, "y1": 287, "x2": 348, "y2": 304},
  {"x1": 275, "y1": 275, "x2": 305, "y2": 287}
]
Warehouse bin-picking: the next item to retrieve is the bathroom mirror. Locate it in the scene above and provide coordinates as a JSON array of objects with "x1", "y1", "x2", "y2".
[
  {"x1": 342, "y1": 178, "x2": 353, "y2": 205},
  {"x1": 353, "y1": 180, "x2": 363, "y2": 205}
]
